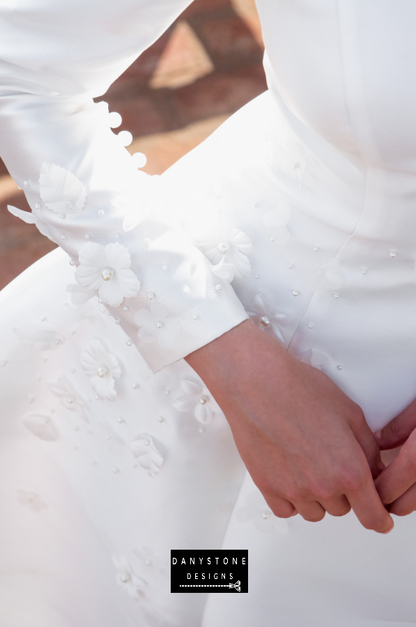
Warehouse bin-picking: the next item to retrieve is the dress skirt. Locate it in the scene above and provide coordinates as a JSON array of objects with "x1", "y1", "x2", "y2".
[{"x1": 1, "y1": 91, "x2": 416, "y2": 626}]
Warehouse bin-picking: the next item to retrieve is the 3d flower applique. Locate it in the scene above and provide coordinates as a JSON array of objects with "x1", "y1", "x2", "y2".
[
  {"x1": 66, "y1": 283, "x2": 96, "y2": 307},
  {"x1": 13, "y1": 321, "x2": 66, "y2": 351},
  {"x1": 48, "y1": 375, "x2": 89, "y2": 422},
  {"x1": 173, "y1": 379, "x2": 222, "y2": 424},
  {"x1": 39, "y1": 162, "x2": 86, "y2": 214},
  {"x1": 75, "y1": 242, "x2": 141, "y2": 307},
  {"x1": 22, "y1": 414, "x2": 60, "y2": 441},
  {"x1": 246, "y1": 293, "x2": 288, "y2": 346},
  {"x1": 194, "y1": 219, "x2": 253, "y2": 282},
  {"x1": 300, "y1": 348, "x2": 330, "y2": 372},
  {"x1": 134, "y1": 302, "x2": 181, "y2": 350},
  {"x1": 130, "y1": 434, "x2": 164, "y2": 477},
  {"x1": 235, "y1": 490, "x2": 289, "y2": 534},
  {"x1": 80, "y1": 339, "x2": 121, "y2": 401},
  {"x1": 112, "y1": 554, "x2": 146, "y2": 600},
  {"x1": 7, "y1": 205, "x2": 54, "y2": 241},
  {"x1": 261, "y1": 200, "x2": 291, "y2": 244}
]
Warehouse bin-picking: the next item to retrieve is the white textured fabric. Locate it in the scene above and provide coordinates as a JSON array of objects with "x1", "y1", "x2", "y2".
[
  {"x1": 1, "y1": 1, "x2": 416, "y2": 625},
  {"x1": 0, "y1": 0, "x2": 248, "y2": 373}
]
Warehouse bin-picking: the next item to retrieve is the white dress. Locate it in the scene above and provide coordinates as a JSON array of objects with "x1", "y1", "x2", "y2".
[{"x1": 0, "y1": 1, "x2": 416, "y2": 625}]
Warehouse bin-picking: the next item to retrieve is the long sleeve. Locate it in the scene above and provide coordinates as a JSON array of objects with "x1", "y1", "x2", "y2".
[{"x1": 0, "y1": 0, "x2": 248, "y2": 373}]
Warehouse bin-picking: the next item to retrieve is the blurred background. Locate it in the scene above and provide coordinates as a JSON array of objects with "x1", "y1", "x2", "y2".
[{"x1": 0, "y1": 0, "x2": 265, "y2": 289}]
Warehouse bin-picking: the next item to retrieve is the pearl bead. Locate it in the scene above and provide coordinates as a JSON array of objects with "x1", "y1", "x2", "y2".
[
  {"x1": 217, "y1": 242, "x2": 229, "y2": 254},
  {"x1": 98, "y1": 210, "x2": 105, "y2": 216},
  {"x1": 123, "y1": 305, "x2": 129, "y2": 311},
  {"x1": 66, "y1": 396, "x2": 74, "y2": 404},
  {"x1": 143, "y1": 439, "x2": 150, "y2": 446},
  {"x1": 313, "y1": 247, "x2": 320, "y2": 252},
  {"x1": 362, "y1": 268, "x2": 368, "y2": 275},
  {"x1": 333, "y1": 292, "x2": 340, "y2": 299},
  {"x1": 97, "y1": 366, "x2": 109, "y2": 378},
  {"x1": 117, "y1": 417, "x2": 124, "y2": 424},
  {"x1": 254, "y1": 274, "x2": 259, "y2": 279},
  {"x1": 216, "y1": 285, "x2": 222, "y2": 291},
  {"x1": 40, "y1": 315, "x2": 46, "y2": 322},
  {"x1": 293, "y1": 162, "x2": 300, "y2": 169},
  {"x1": 132, "y1": 383, "x2": 139, "y2": 389},
  {"x1": 101, "y1": 268, "x2": 114, "y2": 281},
  {"x1": 126, "y1": 339, "x2": 133, "y2": 346},
  {"x1": 337, "y1": 364, "x2": 343, "y2": 370},
  {"x1": 34, "y1": 203, "x2": 41, "y2": 210},
  {"x1": 158, "y1": 415, "x2": 165, "y2": 422},
  {"x1": 270, "y1": 237, "x2": 275, "y2": 242},
  {"x1": 162, "y1": 265, "x2": 168, "y2": 271},
  {"x1": 260, "y1": 315, "x2": 270, "y2": 327},
  {"x1": 262, "y1": 510, "x2": 270, "y2": 519},
  {"x1": 113, "y1": 466, "x2": 119, "y2": 474},
  {"x1": 147, "y1": 292, "x2": 154, "y2": 300},
  {"x1": 60, "y1": 234, "x2": 66, "y2": 240},
  {"x1": 156, "y1": 321, "x2": 163, "y2": 329},
  {"x1": 288, "y1": 264, "x2": 294, "y2": 269},
  {"x1": 120, "y1": 573, "x2": 131, "y2": 583},
  {"x1": 23, "y1": 180, "x2": 28, "y2": 187},
  {"x1": 84, "y1": 233, "x2": 90, "y2": 239},
  {"x1": 199, "y1": 395, "x2": 209, "y2": 405},
  {"x1": 69, "y1": 259, "x2": 76, "y2": 266},
  {"x1": 292, "y1": 290, "x2": 300, "y2": 297},
  {"x1": 390, "y1": 251, "x2": 397, "y2": 258},
  {"x1": 308, "y1": 322, "x2": 314, "y2": 329},
  {"x1": 192, "y1": 314, "x2": 198, "y2": 320}
]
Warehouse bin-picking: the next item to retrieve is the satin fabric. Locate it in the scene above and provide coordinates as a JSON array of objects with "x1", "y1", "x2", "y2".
[{"x1": 1, "y1": 1, "x2": 416, "y2": 625}]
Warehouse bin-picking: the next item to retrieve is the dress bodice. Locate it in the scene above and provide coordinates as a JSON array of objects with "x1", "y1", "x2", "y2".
[{"x1": 257, "y1": 0, "x2": 416, "y2": 172}]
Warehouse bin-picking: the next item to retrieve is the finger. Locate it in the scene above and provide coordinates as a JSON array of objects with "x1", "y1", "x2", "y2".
[
  {"x1": 346, "y1": 468, "x2": 394, "y2": 533},
  {"x1": 266, "y1": 496, "x2": 297, "y2": 519},
  {"x1": 387, "y1": 483, "x2": 416, "y2": 516},
  {"x1": 375, "y1": 432, "x2": 416, "y2": 504},
  {"x1": 349, "y1": 417, "x2": 384, "y2": 479},
  {"x1": 293, "y1": 501, "x2": 326, "y2": 523},
  {"x1": 376, "y1": 401, "x2": 416, "y2": 450},
  {"x1": 319, "y1": 495, "x2": 351, "y2": 517}
]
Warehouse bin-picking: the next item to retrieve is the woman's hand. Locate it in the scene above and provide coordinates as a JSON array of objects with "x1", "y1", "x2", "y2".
[
  {"x1": 375, "y1": 400, "x2": 416, "y2": 516},
  {"x1": 186, "y1": 320, "x2": 393, "y2": 533}
]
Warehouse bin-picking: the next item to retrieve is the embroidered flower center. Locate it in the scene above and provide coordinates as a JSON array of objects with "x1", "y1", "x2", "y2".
[
  {"x1": 217, "y1": 242, "x2": 229, "y2": 254},
  {"x1": 97, "y1": 366, "x2": 109, "y2": 378},
  {"x1": 101, "y1": 268, "x2": 114, "y2": 281}
]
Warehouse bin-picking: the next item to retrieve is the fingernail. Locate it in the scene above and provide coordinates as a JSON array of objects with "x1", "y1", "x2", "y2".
[
  {"x1": 381, "y1": 521, "x2": 394, "y2": 535},
  {"x1": 374, "y1": 430, "x2": 382, "y2": 440}
]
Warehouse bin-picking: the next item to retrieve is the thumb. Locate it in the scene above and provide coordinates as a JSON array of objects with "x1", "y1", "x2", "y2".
[
  {"x1": 350, "y1": 416, "x2": 385, "y2": 479},
  {"x1": 375, "y1": 400, "x2": 416, "y2": 450}
]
